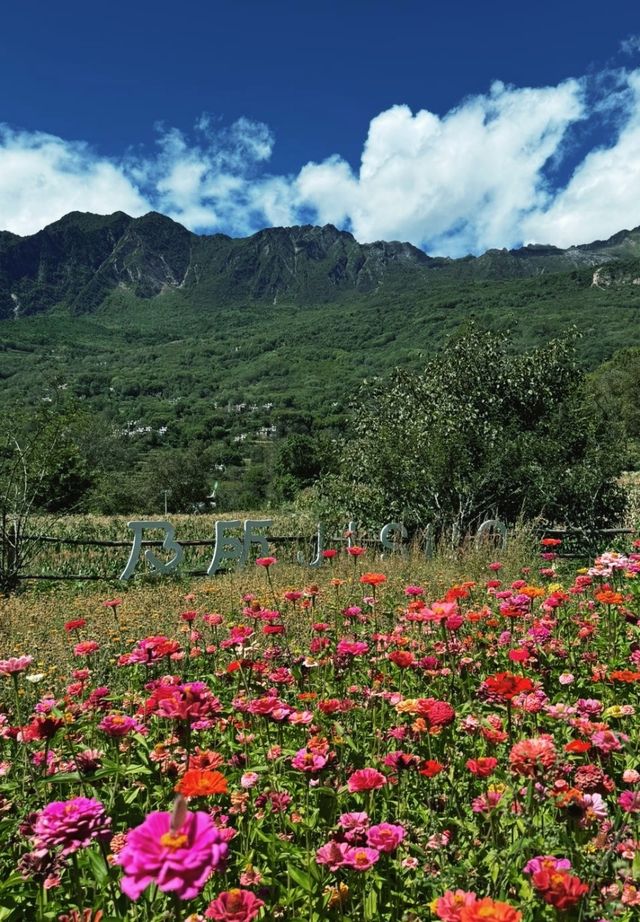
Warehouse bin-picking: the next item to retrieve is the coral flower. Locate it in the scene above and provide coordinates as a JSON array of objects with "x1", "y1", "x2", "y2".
[
  {"x1": 347, "y1": 768, "x2": 386, "y2": 793},
  {"x1": 509, "y1": 735, "x2": 556, "y2": 777},
  {"x1": 460, "y1": 897, "x2": 522, "y2": 921},
  {"x1": 205, "y1": 888, "x2": 265, "y2": 921},
  {"x1": 116, "y1": 804, "x2": 229, "y2": 900},
  {"x1": 360, "y1": 572, "x2": 386, "y2": 586},
  {"x1": 434, "y1": 890, "x2": 477, "y2": 921},
  {"x1": 255, "y1": 557, "x2": 277, "y2": 568},
  {"x1": 175, "y1": 770, "x2": 228, "y2": 797},
  {"x1": 346, "y1": 546, "x2": 365, "y2": 557}
]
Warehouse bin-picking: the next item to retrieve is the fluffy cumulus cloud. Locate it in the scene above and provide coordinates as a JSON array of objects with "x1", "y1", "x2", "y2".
[
  {"x1": 0, "y1": 127, "x2": 150, "y2": 236},
  {"x1": 3, "y1": 67, "x2": 640, "y2": 254}
]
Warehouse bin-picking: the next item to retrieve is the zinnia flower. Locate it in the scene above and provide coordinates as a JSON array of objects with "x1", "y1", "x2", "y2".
[
  {"x1": 460, "y1": 897, "x2": 522, "y2": 921},
  {"x1": 366, "y1": 823, "x2": 405, "y2": 853},
  {"x1": 34, "y1": 797, "x2": 110, "y2": 856},
  {"x1": 175, "y1": 770, "x2": 228, "y2": 797},
  {"x1": 509, "y1": 735, "x2": 556, "y2": 777},
  {"x1": 347, "y1": 768, "x2": 386, "y2": 793},
  {"x1": 0, "y1": 655, "x2": 34, "y2": 676},
  {"x1": 205, "y1": 888, "x2": 265, "y2": 921},
  {"x1": 116, "y1": 802, "x2": 229, "y2": 900},
  {"x1": 255, "y1": 557, "x2": 277, "y2": 568}
]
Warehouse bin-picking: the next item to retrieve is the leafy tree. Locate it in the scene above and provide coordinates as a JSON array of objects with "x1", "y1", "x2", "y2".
[
  {"x1": 317, "y1": 327, "x2": 627, "y2": 534},
  {"x1": 0, "y1": 401, "x2": 97, "y2": 591}
]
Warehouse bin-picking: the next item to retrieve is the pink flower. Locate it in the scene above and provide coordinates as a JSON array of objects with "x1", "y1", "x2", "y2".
[
  {"x1": 336, "y1": 640, "x2": 369, "y2": 656},
  {"x1": 255, "y1": 557, "x2": 277, "y2": 568},
  {"x1": 343, "y1": 846, "x2": 380, "y2": 870},
  {"x1": 316, "y1": 840, "x2": 350, "y2": 871},
  {"x1": 618, "y1": 790, "x2": 640, "y2": 813},
  {"x1": 0, "y1": 655, "x2": 34, "y2": 676},
  {"x1": 338, "y1": 812, "x2": 369, "y2": 838},
  {"x1": 240, "y1": 772, "x2": 259, "y2": 790},
  {"x1": 34, "y1": 797, "x2": 110, "y2": 855},
  {"x1": 205, "y1": 888, "x2": 265, "y2": 921},
  {"x1": 366, "y1": 822, "x2": 405, "y2": 853},
  {"x1": 347, "y1": 768, "x2": 386, "y2": 793},
  {"x1": 116, "y1": 806, "x2": 228, "y2": 900},
  {"x1": 291, "y1": 748, "x2": 327, "y2": 773}
]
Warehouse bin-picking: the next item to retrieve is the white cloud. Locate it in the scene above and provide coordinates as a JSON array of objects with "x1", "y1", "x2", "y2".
[
  {"x1": 293, "y1": 80, "x2": 584, "y2": 255},
  {"x1": 1, "y1": 68, "x2": 640, "y2": 254},
  {"x1": 521, "y1": 71, "x2": 640, "y2": 246},
  {"x1": 0, "y1": 127, "x2": 149, "y2": 236}
]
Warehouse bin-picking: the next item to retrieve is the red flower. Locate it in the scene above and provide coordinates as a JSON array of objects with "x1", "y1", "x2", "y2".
[
  {"x1": 255, "y1": 557, "x2": 277, "y2": 568},
  {"x1": 416, "y1": 698, "x2": 456, "y2": 728},
  {"x1": 65, "y1": 619, "x2": 87, "y2": 633},
  {"x1": 466, "y1": 757, "x2": 498, "y2": 778},
  {"x1": 322, "y1": 549, "x2": 338, "y2": 559},
  {"x1": 531, "y1": 869, "x2": 589, "y2": 910},
  {"x1": 420, "y1": 760, "x2": 445, "y2": 777},
  {"x1": 564, "y1": 740, "x2": 591, "y2": 754},
  {"x1": 346, "y1": 546, "x2": 365, "y2": 557},
  {"x1": 483, "y1": 672, "x2": 534, "y2": 701}
]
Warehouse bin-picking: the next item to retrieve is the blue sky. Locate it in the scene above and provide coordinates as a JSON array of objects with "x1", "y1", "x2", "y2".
[{"x1": 2, "y1": 0, "x2": 640, "y2": 255}]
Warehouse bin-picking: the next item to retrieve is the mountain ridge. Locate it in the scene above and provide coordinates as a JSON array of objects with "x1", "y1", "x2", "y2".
[{"x1": 2, "y1": 210, "x2": 640, "y2": 319}]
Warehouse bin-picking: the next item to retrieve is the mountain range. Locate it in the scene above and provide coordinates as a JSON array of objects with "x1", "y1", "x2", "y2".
[{"x1": 2, "y1": 210, "x2": 640, "y2": 320}]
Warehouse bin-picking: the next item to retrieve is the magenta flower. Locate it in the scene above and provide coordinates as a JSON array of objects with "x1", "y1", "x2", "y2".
[
  {"x1": 618, "y1": 790, "x2": 640, "y2": 813},
  {"x1": 291, "y1": 748, "x2": 328, "y2": 773},
  {"x1": 343, "y1": 846, "x2": 380, "y2": 870},
  {"x1": 205, "y1": 888, "x2": 265, "y2": 920},
  {"x1": 347, "y1": 768, "x2": 386, "y2": 793},
  {"x1": 523, "y1": 855, "x2": 572, "y2": 875},
  {"x1": 117, "y1": 808, "x2": 228, "y2": 900},
  {"x1": 98, "y1": 714, "x2": 144, "y2": 737},
  {"x1": 366, "y1": 822, "x2": 405, "y2": 853},
  {"x1": 34, "y1": 797, "x2": 110, "y2": 855}
]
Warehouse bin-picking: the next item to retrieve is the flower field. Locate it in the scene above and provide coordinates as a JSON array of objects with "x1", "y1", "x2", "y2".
[{"x1": 0, "y1": 541, "x2": 639, "y2": 921}]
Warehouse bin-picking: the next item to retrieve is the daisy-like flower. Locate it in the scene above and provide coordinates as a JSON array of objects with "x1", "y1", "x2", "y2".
[
  {"x1": 116, "y1": 799, "x2": 228, "y2": 900},
  {"x1": 34, "y1": 797, "x2": 110, "y2": 856}
]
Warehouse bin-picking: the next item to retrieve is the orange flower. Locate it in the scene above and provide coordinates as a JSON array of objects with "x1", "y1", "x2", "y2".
[
  {"x1": 595, "y1": 590, "x2": 624, "y2": 605},
  {"x1": 360, "y1": 572, "x2": 386, "y2": 587},
  {"x1": 610, "y1": 670, "x2": 640, "y2": 683},
  {"x1": 174, "y1": 769, "x2": 228, "y2": 797},
  {"x1": 460, "y1": 897, "x2": 522, "y2": 921}
]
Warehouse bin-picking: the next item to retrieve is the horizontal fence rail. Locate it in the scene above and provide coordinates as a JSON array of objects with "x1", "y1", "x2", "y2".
[{"x1": 3, "y1": 526, "x2": 636, "y2": 584}]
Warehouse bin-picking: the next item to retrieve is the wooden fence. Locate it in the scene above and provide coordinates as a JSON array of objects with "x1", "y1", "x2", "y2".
[{"x1": 8, "y1": 525, "x2": 636, "y2": 583}]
